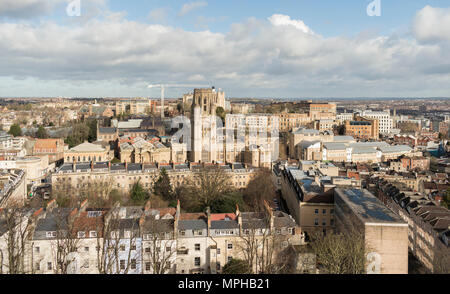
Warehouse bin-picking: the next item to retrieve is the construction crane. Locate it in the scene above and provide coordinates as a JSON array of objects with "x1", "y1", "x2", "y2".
[{"x1": 148, "y1": 84, "x2": 210, "y2": 119}]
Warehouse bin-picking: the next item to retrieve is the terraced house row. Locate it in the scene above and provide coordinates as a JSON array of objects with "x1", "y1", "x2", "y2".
[
  {"x1": 0, "y1": 199, "x2": 300, "y2": 274},
  {"x1": 52, "y1": 162, "x2": 256, "y2": 194}
]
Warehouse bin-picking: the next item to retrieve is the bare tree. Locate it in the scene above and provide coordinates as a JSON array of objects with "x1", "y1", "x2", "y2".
[
  {"x1": 0, "y1": 203, "x2": 34, "y2": 274},
  {"x1": 243, "y1": 168, "x2": 276, "y2": 212},
  {"x1": 180, "y1": 166, "x2": 234, "y2": 211},
  {"x1": 95, "y1": 203, "x2": 139, "y2": 274},
  {"x1": 52, "y1": 208, "x2": 82, "y2": 274},
  {"x1": 141, "y1": 216, "x2": 176, "y2": 274},
  {"x1": 237, "y1": 210, "x2": 293, "y2": 274},
  {"x1": 308, "y1": 230, "x2": 366, "y2": 274}
]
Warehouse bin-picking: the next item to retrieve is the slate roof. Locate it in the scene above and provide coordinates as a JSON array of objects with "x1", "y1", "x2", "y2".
[
  {"x1": 335, "y1": 188, "x2": 406, "y2": 224},
  {"x1": 178, "y1": 219, "x2": 207, "y2": 230},
  {"x1": 69, "y1": 142, "x2": 105, "y2": 152},
  {"x1": 210, "y1": 220, "x2": 239, "y2": 230},
  {"x1": 99, "y1": 127, "x2": 116, "y2": 134}
]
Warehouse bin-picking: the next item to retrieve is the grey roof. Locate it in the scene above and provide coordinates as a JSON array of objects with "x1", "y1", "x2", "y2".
[
  {"x1": 273, "y1": 211, "x2": 296, "y2": 228},
  {"x1": 142, "y1": 218, "x2": 174, "y2": 234},
  {"x1": 241, "y1": 212, "x2": 268, "y2": 229},
  {"x1": 33, "y1": 208, "x2": 73, "y2": 238},
  {"x1": 210, "y1": 220, "x2": 239, "y2": 230},
  {"x1": 111, "y1": 163, "x2": 126, "y2": 171},
  {"x1": 352, "y1": 147, "x2": 378, "y2": 154},
  {"x1": 127, "y1": 163, "x2": 142, "y2": 171},
  {"x1": 299, "y1": 140, "x2": 321, "y2": 148},
  {"x1": 94, "y1": 162, "x2": 109, "y2": 169},
  {"x1": 349, "y1": 142, "x2": 388, "y2": 148},
  {"x1": 99, "y1": 127, "x2": 116, "y2": 134},
  {"x1": 323, "y1": 142, "x2": 347, "y2": 150},
  {"x1": 335, "y1": 188, "x2": 406, "y2": 224},
  {"x1": 178, "y1": 219, "x2": 207, "y2": 230},
  {"x1": 379, "y1": 145, "x2": 412, "y2": 153},
  {"x1": 60, "y1": 164, "x2": 73, "y2": 171},
  {"x1": 333, "y1": 136, "x2": 354, "y2": 142},
  {"x1": 294, "y1": 128, "x2": 320, "y2": 135}
]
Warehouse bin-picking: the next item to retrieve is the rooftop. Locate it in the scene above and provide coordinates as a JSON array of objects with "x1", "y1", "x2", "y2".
[{"x1": 335, "y1": 188, "x2": 406, "y2": 225}]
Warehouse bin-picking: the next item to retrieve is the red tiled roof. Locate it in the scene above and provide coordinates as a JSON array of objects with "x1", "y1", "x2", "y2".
[
  {"x1": 34, "y1": 139, "x2": 62, "y2": 150},
  {"x1": 157, "y1": 207, "x2": 176, "y2": 217},
  {"x1": 180, "y1": 213, "x2": 206, "y2": 220},
  {"x1": 210, "y1": 213, "x2": 236, "y2": 221}
]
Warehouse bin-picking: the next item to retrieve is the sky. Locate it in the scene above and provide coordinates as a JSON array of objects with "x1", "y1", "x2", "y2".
[{"x1": 1, "y1": 0, "x2": 450, "y2": 98}]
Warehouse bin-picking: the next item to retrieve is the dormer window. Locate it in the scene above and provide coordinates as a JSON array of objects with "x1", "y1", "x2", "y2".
[
  {"x1": 78, "y1": 231, "x2": 86, "y2": 238},
  {"x1": 89, "y1": 231, "x2": 97, "y2": 238}
]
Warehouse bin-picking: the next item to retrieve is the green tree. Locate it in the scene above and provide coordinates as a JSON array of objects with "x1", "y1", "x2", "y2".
[
  {"x1": 177, "y1": 102, "x2": 183, "y2": 113},
  {"x1": 130, "y1": 180, "x2": 150, "y2": 205},
  {"x1": 64, "y1": 123, "x2": 90, "y2": 148},
  {"x1": 36, "y1": 126, "x2": 49, "y2": 139},
  {"x1": 222, "y1": 259, "x2": 252, "y2": 274},
  {"x1": 216, "y1": 106, "x2": 226, "y2": 122},
  {"x1": 442, "y1": 188, "x2": 450, "y2": 209},
  {"x1": 87, "y1": 119, "x2": 98, "y2": 142},
  {"x1": 210, "y1": 192, "x2": 247, "y2": 213},
  {"x1": 153, "y1": 168, "x2": 174, "y2": 201},
  {"x1": 8, "y1": 124, "x2": 22, "y2": 137}
]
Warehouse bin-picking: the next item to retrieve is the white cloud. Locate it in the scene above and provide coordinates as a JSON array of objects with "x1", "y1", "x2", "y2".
[
  {"x1": 148, "y1": 8, "x2": 168, "y2": 23},
  {"x1": 268, "y1": 14, "x2": 314, "y2": 35},
  {"x1": 413, "y1": 6, "x2": 450, "y2": 43},
  {"x1": 1, "y1": 9, "x2": 450, "y2": 97},
  {"x1": 179, "y1": 1, "x2": 207, "y2": 17},
  {"x1": 0, "y1": 0, "x2": 63, "y2": 18}
]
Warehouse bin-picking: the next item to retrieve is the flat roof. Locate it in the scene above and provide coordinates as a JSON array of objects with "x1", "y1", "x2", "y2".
[{"x1": 335, "y1": 188, "x2": 406, "y2": 225}]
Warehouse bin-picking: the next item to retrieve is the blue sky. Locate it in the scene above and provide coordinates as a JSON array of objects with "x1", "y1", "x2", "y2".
[{"x1": 1, "y1": 0, "x2": 450, "y2": 98}]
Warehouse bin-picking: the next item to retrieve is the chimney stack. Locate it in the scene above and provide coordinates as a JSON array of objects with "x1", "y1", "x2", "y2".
[
  {"x1": 174, "y1": 200, "x2": 181, "y2": 237},
  {"x1": 236, "y1": 204, "x2": 242, "y2": 234},
  {"x1": 46, "y1": 199, "x2": 57, "y2": 212},
  {"x1": 80, "y1": 199, "x2": 88, "y2": 212},
  {"x1": 144, "y1": 200, "x2": 151, "y2": 211},
  {"x1": 108, "y1": 161, "x2": 111, "y2": 171},
  {"x1": 206, "y1": 206, "x2": 211, "y2": 232}
]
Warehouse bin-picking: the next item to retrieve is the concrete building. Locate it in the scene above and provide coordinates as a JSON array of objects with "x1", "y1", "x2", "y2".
[
  {"x1": 359, "y1": 110, "x2": 393, "y2": 135},
  {"x1": 280, "y1": 167, "x2": 335, "y2": 235},
  {"x1": 334, "y1": 188, "x2": 408, "y2": 274},
  {"x1": 345, "y1": 116, "x2": 379, "y2": 140},
  {"x1": 0, "y1": 169, "x2": 26, "y2": 208}
]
